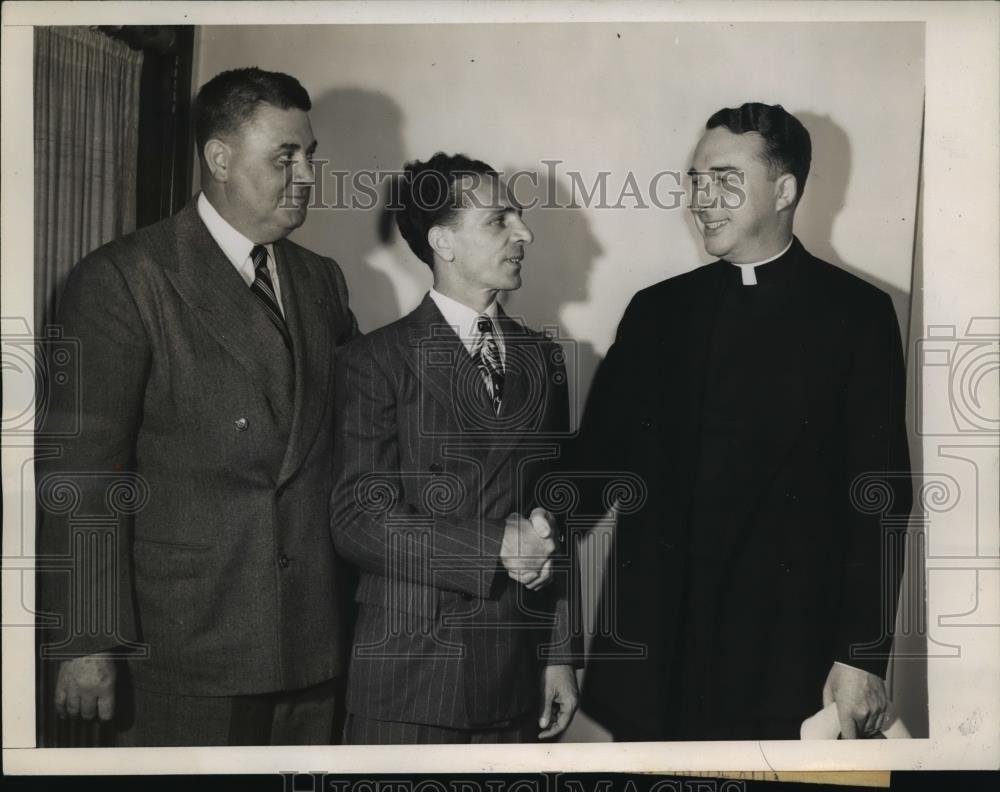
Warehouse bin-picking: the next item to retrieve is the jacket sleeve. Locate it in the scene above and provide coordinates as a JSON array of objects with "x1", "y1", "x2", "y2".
[
  {"x1": 327, "y1": 256, "x2": 360, "y2": 343},
  {"x1": 331, "y1": 337, "x2": 506, "y2": 599},
  {"x1": 532, "y1": 340, "x2": 585, "y2": 668},
  {"x1": 565, "y1": 291, "x2": 648, "y2": 529},
  {"x1": 37, "y1": 251, "x2": 150, "y2": 659},
  {"x1": 833, "y1": 291, "x2": 912, "y2": 677}
]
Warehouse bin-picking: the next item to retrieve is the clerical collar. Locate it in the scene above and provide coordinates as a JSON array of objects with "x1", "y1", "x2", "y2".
[{"x1": 724, "y1": 238, "x2": 795, "y2": 286}]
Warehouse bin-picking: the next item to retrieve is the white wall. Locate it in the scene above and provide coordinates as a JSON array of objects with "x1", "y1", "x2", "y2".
[
  {"x1": 195, "y1": 21, "x2": 922, "y2": 360},
  {"x1": 194, "y1": 22, "x2": 926, "y2": 740}
]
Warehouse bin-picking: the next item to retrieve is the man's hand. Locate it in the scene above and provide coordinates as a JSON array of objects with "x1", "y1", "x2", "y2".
[
  {"x1": 822, "y1": 662, "x2": 889, "y2": 738},
  {"x1": 538, "y1": 663, "x2": 579, "y2": 739},
  {"x1": 55, "y1": 653, "x2": 117, "y2": 721},
  {"x1": 500, "y1": 508, "x2": 557, "y2": 590}
]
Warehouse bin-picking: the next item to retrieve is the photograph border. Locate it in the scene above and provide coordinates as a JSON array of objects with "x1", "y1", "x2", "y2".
[{"x1": 3, "y1": 0, "x2": 998, "y2": 776}]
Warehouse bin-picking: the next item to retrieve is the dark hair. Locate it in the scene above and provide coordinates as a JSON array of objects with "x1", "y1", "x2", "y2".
[
  {"x1": 706, "y1": 102, "x2": 812, "y2": 203},
  {"x1": 193, "y1": 67, "x2": 311, "y2": 159},
  {"x1": 394, "y1": 152, "x2": 498, "y2": 268}
]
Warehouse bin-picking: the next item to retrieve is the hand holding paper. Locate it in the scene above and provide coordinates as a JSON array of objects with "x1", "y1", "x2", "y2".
[
  {"x1": 811, "y1": 662, "x2": 900, "y2": 739},
  {"x1": 801, "y1": 701, "x2": 910, "y2": 739}
]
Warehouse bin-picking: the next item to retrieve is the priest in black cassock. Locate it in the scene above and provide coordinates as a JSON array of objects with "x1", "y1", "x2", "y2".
[{"x1": 573, "y1": 103, "x2": 912, "y2": 741}]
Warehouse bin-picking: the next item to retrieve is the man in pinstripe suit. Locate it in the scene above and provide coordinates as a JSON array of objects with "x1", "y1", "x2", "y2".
[{"x1": 332, "y1": 153, "x2": 580, "y2": 744}]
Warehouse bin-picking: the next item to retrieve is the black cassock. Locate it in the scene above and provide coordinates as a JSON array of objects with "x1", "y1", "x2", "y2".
[{"x1": 572, "y1": 238, "x2": 912, "y2": 741}]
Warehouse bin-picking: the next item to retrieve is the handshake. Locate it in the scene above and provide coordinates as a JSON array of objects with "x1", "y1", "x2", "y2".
[{"x1": 500, "y1": 507, "x2": 560, "y2": 591}]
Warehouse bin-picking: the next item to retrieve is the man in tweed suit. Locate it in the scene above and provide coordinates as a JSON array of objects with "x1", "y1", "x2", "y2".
[
  {"x1": 332, "y1": 153, "x2": 580, "y2": 743},
  {"x1": 38, "y1": 68, "x2": 357, "y2": 745}
]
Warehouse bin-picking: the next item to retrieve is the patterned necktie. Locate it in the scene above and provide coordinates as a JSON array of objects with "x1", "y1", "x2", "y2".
[
  {"x1": 249, "y1": 245, "x2": 291, "y2": 350},
  {"x1": 472, "y1": 315, "x2": 504, "y2": 414}
]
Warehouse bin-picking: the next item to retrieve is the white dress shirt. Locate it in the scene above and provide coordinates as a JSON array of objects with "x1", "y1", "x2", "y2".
[
  {"x1": 197, "y1": 192, "x2": 285, "y2": 316},
  {"x1": 428, "y1": 288, "x2": 506, "y2": 367}
]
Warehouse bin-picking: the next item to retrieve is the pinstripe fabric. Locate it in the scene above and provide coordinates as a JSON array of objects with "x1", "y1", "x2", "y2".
[
  {"x1": 344, "y1": 712, "x2": 536, "y2": 745},
  {"x1": 332, "y1": 294, "x2": 576, "y2": 734}
]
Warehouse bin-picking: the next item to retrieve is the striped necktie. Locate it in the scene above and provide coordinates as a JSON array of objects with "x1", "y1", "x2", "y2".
[
  {"x1": 472, "y1": 315, "x2": 504, "y2": 414},
  {"x1": 249, "y1": 245, "x2": 291, "y2": 350}
]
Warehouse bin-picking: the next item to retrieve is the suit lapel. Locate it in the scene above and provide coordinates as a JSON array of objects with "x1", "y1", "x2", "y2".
[
  {"x1": 160, "y1": 203, "x2": 295, "y2": 426},
  {"x1": 400, "y1": 297, "x2": 552, "y2": 492},
  {"x1": 495, "y1": 306, "x2": 531, "y2": 420},
  {"x1": 273, "y1": 239, "x2": 333, "y2": 486},
  {"x1": 401, "y1": 294, "x2": 487, "y2": 421},
  {"x1": 475, "y1": 306, "x2": 541, "y2": 482}
]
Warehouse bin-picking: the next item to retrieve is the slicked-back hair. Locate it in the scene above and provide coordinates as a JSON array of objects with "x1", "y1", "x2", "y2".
[
  {"x1": 706, "y1": 102, "x2": 812, "y2": 204},
  {"x1": 395, "y1": 152, "x2": 498, "y2": 268},
  {"x1": 194, "y1": 67, "x2": 312, "y2": 159}
]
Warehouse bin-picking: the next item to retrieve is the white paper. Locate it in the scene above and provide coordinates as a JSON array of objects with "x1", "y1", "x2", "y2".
[{"x1": 801, "y1": 702, "x2": 912, "y2": 739}]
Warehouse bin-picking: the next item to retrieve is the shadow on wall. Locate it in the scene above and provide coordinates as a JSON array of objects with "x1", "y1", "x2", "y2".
[
  {"x1": 675, "y1": 111, "x2": 913, "y2": 334},
  {"x1": 797, "y1": 110, "x2": 927, "y2": 737},
  {"x1": 796, "y1": 112, "x2": 913, "y2": 328},
  {"x1": 500, "y1": 166, "x2": 605, "y2": 432},
  {"x1": 495, "y1": 167, "x2": 612, "y2": 743},
  {"x1": 307, "y1": 87, "x2": 429, "y2": 333}
]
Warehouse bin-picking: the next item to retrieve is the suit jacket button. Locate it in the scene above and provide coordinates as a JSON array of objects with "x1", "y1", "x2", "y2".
[
  {"x1": 278, "y1": 554, "x2": 290, "y2": 569},
  {"x1": 429, "y1": 462, "x2": 443, "y2": 473},
  {"x1": 621, "y1": 559, "x2": 633, "y2": 570},
  {"x1": 460, "y1": 592, "x2": 473, "y2": 601},
  {"x1": 640, "y1": 418, "x2": 653, "y2": 429},
  {"x1": 234, "y1": 417, "x2": 249, "y2": 431}
]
